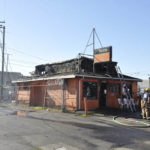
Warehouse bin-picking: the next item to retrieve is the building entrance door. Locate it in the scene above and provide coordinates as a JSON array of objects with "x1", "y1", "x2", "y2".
[{"x1": 99, "y1": 82, "x2": 107, "y2": 107}]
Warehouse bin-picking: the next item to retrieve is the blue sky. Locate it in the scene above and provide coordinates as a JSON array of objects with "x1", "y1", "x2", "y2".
[{"x1": 0, "y1": 0, "x2": 150, "y2": 79}]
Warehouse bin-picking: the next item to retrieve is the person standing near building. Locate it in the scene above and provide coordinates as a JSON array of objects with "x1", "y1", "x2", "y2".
[{"x1": 141, "y1": 89, "x2": 149, "y2": 119}]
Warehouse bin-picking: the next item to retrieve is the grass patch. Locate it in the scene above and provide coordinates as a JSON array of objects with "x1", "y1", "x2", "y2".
[
  {"x1": 31, "y1": 106, "x2": 43, "y2": 110},
  {"x1": 9, "y1": 103, "x2": 17, "y2": 106},
  {"x1": 47, "y1": 107, "x2": 62, "y2": 112},
  {"x1": 36, "y1": 146, "x2": 42, "y2": 150},
  {"x1": 9, "y1": 102, "x2": 29, "y2": 107},
  {"x1": 65, "y1": 110, "x2": 76, "y2": 114}
]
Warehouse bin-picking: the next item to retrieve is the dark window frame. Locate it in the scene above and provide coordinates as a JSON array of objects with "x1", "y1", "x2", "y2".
[
  {"x1": 83, "y1": 81, "x2": 98, "y2": 99},
  {"x1": 110, "y1": 84, "x2": 116, "y2": 93},
  {"x1": 23, "y1": 82, "x2": 30, "y2": 90}
]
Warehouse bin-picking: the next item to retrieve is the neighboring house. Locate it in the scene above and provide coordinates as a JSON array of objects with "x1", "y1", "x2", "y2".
[
  {"x1": 0, "y1": 71, "x2": 22, "y2": 86},
  {"x1": 138, "y1": 80, "x2": 149, "y2": 90},
  {"x1": 13, "y1": 46, "x2": 142, "y2": 110},
  {"x1": 0, "y1": 72, "x2": 23, "y2": 100}
]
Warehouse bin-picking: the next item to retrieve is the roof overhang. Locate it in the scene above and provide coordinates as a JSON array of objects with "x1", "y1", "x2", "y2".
[
  {"x1": 75, "y1": 74, "x2": 142, "y2": 82},
  {"x1": 12, "y1": 74, "x2": 76, "y2": 83},
  {"x1": 12, "y1": 73, "x2": 142, "y2": 84}
]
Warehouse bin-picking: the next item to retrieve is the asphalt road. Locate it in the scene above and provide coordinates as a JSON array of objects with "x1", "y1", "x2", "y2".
[{"x1": 0, "y1": 104, "x2": 150, "y2": 150}]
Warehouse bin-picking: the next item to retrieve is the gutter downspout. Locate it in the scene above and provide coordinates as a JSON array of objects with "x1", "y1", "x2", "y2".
[
  {"x1": 78, "y1": 80, "x2": 81, "y2": 110},
  {"x1": 78, "y1": 76, "x2": 84, "y2": 110},
  {"x1": 62, "y1": 79, "x2": 65, "y2": 112}
]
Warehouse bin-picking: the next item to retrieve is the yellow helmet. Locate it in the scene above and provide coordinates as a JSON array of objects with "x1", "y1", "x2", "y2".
[{"x1": 146, "y1": 88, "x2": 150, "y2": 91}]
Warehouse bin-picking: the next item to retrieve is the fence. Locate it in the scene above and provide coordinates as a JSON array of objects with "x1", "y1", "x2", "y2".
[{"x1": 5, "y1": 84, "x2": 77, "y2": 111}]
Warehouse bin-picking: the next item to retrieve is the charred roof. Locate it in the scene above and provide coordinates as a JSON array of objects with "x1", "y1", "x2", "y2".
[
  {"x1": 32, "y1": 56, "x2": 141, "y2": 82},
  {"x1": 34, "y1": 56, "x2": 117, "y2": 77}
]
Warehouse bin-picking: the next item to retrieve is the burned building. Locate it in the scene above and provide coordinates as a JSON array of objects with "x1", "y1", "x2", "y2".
[
  {"x1": 14, "y1": 46, "x2": 142, "y2": 110},
  {"x1": 35, "y1": 58, "x2": 118, "y2": 78}
]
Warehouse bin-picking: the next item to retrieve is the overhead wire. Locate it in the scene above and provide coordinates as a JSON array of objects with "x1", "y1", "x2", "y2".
[
  {"x1": 1, "y1": 24, "x2": 149, "y2": 79},
  {"x1": 8, "y1": 59, "x2": 12, "y2": 72},
  {"x1": 10, "y1": 58, "x2": 38, "y2": 65},
  {"x1": 7, "y1": 46, "x2": 50, "y2": 62},
  {"x1": 0, "y1": 53, "x2": 39, "y2": 65},
  {"x1": 3, "y1": 0, "x2": 7, "y2": 22},
  {"x1": 10, "y1": 62, "x2": 34, "y2": 68}
]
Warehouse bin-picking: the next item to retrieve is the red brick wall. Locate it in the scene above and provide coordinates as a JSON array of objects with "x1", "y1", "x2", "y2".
[
  {"x1": 17, "y1": 82, "x2": 30, "y2": 104},
  {"x1": 65, "y1": 78, "x2": 77, "y2": 110},
  {"x1": 106, "y1": 80, "x2": 138, "y2": 108},
  {"x1": 77, "y1": 78, "x2": 138, "y2": 110},
  {"x1": 17, "y1": 90, "x2": 30, "y2": 104},
  {"x1": 132, "y1": 82, "x2": 138, "y2": 103},
  {"x1": 16, "y1": 78, "x2": 138, "y2": 110},
  {"x1": 30, "y1": 81, "x2": 46, "y2": 106},
  {"x1": 46, "y1": 79, "x2": 62, "y2": 107}
]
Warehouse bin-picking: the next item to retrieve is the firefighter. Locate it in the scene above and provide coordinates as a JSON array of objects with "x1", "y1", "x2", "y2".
[{"x1": 141, "y1": 88, "x2": 149, "y2": 119}]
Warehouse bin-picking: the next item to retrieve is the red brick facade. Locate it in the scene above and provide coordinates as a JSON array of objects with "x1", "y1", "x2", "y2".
[{"x1": 16, "y1": 77, "x2": 138, "y2": 110}]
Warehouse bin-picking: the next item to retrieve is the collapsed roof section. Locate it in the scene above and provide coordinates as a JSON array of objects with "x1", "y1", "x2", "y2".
[{"x1": 34, "y1": 56, "x2": 118, "y2": 77}]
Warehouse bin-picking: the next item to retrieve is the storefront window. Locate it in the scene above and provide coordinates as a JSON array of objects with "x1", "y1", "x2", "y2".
[
  {"x1": 83, "y1": 81, "x2": 97, "y2": 99},
  {"x1": 110, "y1": 84, "x2": 116, "y2": 97},
  {"x1": 23, "y1": 83, "x2": 29, "y2": 90},
  {"x1": 125, "y1": 84, "x2": 132, "y2": 96},
  {"x1": 110, "y1": 85, "x2": 116, "y2": 93},
  {"x1": 117, "y1": 84, "x2": 121, "y2": 98}
]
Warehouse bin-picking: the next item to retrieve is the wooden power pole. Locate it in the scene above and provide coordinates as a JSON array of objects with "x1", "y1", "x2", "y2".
[{"x1": 0, "y1": 21, "x2": 5, "y2": 101}]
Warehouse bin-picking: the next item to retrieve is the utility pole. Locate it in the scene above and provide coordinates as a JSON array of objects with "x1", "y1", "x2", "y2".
[
  {"x1": 0, "y1": 21, "x2": 5, "y2": 101},
  {"x1": 6, "y1": 54, "x2": 10, "y2": 73},
  {"x1": 6, "y1": 53, "x2": 10, "y2": 84},
  {"x1": 149, "y1": 77, "x2": 150, "y2": 88},
  {"x1": 93, "y1": 28, "x2": 95, "y2": 73}
]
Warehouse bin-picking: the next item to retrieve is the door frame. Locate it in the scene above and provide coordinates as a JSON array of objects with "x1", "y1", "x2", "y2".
[{"x1": 99, "y1": 81, "x2": 108, "y2": 108}]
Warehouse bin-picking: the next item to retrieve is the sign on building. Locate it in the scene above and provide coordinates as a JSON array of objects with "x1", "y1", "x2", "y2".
[{"x1": 94, "y1": 46, "x2": 112, "y2": 63}]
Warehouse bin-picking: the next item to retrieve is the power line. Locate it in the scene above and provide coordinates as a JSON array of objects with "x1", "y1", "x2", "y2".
[
  {"x1": 10, "y1": 58, "x2": 38, "y2": 65},
  {"x1": 8, "y1": 57, "x2": 13, "y2": 72},
  {"x1": 125, "y1": 71, "x2": 150, "y2": 75},
  {"x1": 5, "y1": 54, "x2": 12, "y2": 82},
  {"x1": 0, "y1": 53, "x2": 38, "y2": 65},
  {"x1": 7, "y1": 47, "x2": 50, "y2": 62},
  {"x1": 10, "y1": 63, "x2": 34, "y2": 68}
]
